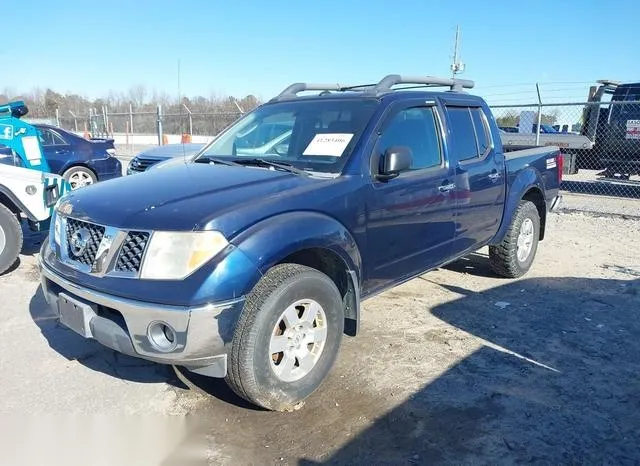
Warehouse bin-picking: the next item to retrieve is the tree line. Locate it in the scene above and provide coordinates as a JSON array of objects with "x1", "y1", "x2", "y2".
[{"x1": 0, "y1": 86, "x2": 261, "y2": 136}]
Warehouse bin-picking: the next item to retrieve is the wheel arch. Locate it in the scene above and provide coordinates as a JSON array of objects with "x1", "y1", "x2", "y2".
[
  {"x1": 521, "y1": 187, "x2": 546, "y2": 240},
  {"x1": 0, "y1": 185, "x2": 35, "y2": 220},
  {"x1": 491, "y1": 167, "x2": 548, "y2": 244},
  {"x1": 231, "y1": 211, "x2": 363, "y2": 336}
]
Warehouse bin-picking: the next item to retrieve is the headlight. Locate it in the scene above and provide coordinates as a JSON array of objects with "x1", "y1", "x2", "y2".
[
  {"x1": 140, "y1": 231, "x2": 228, "y2": 280},
  {"x1": 49, "y1": 211, "x2": 63, "y2": 252},
  {"x1": 106, "y1": 148, "x2": 117, "y2": 157}
]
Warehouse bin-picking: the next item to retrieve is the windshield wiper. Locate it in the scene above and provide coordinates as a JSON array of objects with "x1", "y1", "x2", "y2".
[
  {"x1": 194, "y1": 156, "x2": 239, "y2": 166},
  {"x1": 233, "y1": 158, "x2": 309, "y2": 176}
]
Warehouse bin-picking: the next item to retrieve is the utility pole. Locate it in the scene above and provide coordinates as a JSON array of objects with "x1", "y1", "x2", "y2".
[{"x1": 450, "y1": 25, "x2": 465, "y2": 79}]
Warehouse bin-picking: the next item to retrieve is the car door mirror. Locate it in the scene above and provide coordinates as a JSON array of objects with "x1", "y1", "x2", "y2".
[{"x1": 376, "y1": 146, "x2": 412, "y2": 181}]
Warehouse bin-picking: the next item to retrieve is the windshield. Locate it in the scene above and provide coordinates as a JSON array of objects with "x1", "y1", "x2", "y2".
[{"x1": 195, "y1": 98, "x2": 378, "y2": 173}]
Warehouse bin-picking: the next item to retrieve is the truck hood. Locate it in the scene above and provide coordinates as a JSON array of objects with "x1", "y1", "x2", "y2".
[
  {"x1": 135, "y1": 143, "x2": 206, "y2": 161},
  {"x1": 57, "y1": 162, "x2": 324, "y2": 232}
]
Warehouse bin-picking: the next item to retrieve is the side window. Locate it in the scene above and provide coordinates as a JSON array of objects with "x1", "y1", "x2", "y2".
[
  {"x1": 38, "y1": 129, "x2": 54, "y2": 146},
  {"x1": 446, "y1": 107, "x2": 477, "y2": 161},
  {"x1": 377, "y1": 107, "x2": 441, "y2": 171},
  {"x1": 50, "y1": 130, "x2": 67, "y2": 145},
  {"x1": 38, "y1": 128, "x2": 66, "y2": 146},
  {"x1": 470, "y1": 107, "x2": 490, "y2": 155},
  {"x1": 447, "y1": 106, "x2": 491, "y2": 161}
]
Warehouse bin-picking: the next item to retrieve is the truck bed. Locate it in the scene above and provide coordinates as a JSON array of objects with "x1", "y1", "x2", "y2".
[{"x1": 501, "y1": 132, "x2": 593, "y2": 150}]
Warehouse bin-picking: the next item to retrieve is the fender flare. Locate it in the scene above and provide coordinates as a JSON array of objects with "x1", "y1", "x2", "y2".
[
  {"x1": 0, "y1": 184, "x2": 36, "y2": 221},
  {"x1": 230, "y1": 211, "x2": 363, "y2": 334},
  {"x1": 491, "y1": 167, "x2": 546, "y2": 244},
  {"x1": 231, "y1": 211, "x2": 362, "y2": 279}
]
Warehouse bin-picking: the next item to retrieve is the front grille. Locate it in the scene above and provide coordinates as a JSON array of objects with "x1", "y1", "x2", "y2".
[
  {"x1": 115, "y1": 231, "x2": 150, "y2": 273},
  {"x1": 128, "y1": 156, "x2": 160, "y2": 173},
  {"x1": 66, "y1": 218, "x2": 105, "y2": 266}
]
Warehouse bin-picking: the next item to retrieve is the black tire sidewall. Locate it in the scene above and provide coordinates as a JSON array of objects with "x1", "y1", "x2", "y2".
[
  {"x1": 249, "y1": 270, "x2": 344, "y2": 407},
  {"x1": 0, "y1": 205, "x2": 22, "y2": 275}
]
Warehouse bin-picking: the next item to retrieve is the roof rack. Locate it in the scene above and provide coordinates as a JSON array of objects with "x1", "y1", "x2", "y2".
[
  {"x1": 270, "y1": 82, "x2": 376, "y2": 102},
  {"x1": 270, "y1": 74, "x2": 475, "y2": 101},
  {"x1": 373, "y1": 74, "x2": 474, "y2": 93}
]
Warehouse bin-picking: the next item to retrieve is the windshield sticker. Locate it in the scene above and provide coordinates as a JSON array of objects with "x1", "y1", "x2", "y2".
[{"x1": 303, "y1": 133, "x2": 354, "y2": 157}]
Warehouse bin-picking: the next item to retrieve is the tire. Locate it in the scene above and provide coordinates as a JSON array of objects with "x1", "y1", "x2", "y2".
[
  {"x1": 226, "y1": 263, "x2": 344, "y2": 411},
  {"x1": 489, "y1": 200, "x2": 540, "y2": 278},
  {"x1": 0, "y1": 203, "x2": 23, "y2": 275},
  {"x1": 63, "y1": 166, "x2": 97, "y2": 190}
]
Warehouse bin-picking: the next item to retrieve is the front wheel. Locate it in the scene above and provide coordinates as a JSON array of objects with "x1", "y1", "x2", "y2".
[
  {"x1": 0, "y1": 203, "x2": 23, "y2": 275},
  {"x1": 226, "y1": 263, "x2": 344, "y2": 411},
  {"x1": 489, "y1": 200, "x2": 540, "y2": 278}
]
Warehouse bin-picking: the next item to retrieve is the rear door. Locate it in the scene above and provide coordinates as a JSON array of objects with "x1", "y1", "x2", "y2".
[
  {"x1": 364, "y1": 99, "x2": 456, "y2": 294},
  {"x1": 442, "y1": 101, "x2": 506, "y2": 255}
]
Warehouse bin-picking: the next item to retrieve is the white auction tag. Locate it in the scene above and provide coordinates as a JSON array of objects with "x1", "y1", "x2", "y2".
[{"x1": 303, "y1": 133, "x2": 353, "y2": 157}]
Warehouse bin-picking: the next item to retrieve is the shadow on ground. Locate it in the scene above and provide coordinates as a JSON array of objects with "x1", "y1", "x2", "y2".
[
  {"x1": 28, "y1": 286, "x2": 186, "y2": 387},
  {"x1": 297, "y1": 274, "x2": 640, "y2": 465},
  {"x1": 441, "y1": 251, "x2": 497, "y2": 278},
  {"x1": 176, "y1": 262, "x2": 640, "y2": 464}
]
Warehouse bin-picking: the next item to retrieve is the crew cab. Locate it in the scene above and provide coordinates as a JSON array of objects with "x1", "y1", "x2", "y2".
[{"x1": 38, "y1": 74, "x2": 562, "y2": 411}]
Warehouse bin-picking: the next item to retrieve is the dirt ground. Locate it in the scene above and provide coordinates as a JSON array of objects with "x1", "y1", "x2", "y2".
[{"x1": 1, "y1": 202, "x2": 639, "y2": 465}]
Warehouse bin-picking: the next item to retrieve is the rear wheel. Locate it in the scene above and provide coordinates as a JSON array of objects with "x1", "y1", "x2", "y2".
[
  {"x1": 63, "y1": 166, "x2": 97, "y2": 190},
  {"x1": 226, "y1": 263, "x2": 344, "y2": 411},
  {"x1": 489, "y1": 200, "x2": 540, "y2": 278},
  {"x1": 0, "y1": 203, "x2": 22, "y2": 275}
]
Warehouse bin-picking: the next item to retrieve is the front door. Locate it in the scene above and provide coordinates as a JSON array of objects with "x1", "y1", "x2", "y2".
[{"x1": 364, "y1": 102, "x2": 456, "y2": 295}]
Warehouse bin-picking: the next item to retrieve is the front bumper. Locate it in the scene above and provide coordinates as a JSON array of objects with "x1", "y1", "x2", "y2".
[{"x1": 38, "y1": 256, "x2": 245, "y2": 377}]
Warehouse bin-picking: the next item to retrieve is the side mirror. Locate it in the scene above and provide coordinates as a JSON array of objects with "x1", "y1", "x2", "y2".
[{"x1": 376, "y1": 146, "x2": 412, "y2": 181}]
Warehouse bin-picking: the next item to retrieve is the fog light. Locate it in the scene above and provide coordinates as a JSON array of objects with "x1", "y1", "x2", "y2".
[{"x1": 147, "y1": 321, "x2": 178, "y2": 352}]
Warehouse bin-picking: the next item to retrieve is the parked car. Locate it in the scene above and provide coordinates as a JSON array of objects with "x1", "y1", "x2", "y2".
[
  {"x1": 0, "y1": 124, "x2": 121, "y2": 189},
  {"x1": 126, "y1": 143, "x2": 206, "y2": 174},
  {"x1": 39, "y1": 74, "x2": 562, "y2": 412}
]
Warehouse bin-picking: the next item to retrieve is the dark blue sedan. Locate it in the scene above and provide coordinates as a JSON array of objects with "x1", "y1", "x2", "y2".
[{"x1": 0, "y1": 124, "x2": 122, "y2": 189}]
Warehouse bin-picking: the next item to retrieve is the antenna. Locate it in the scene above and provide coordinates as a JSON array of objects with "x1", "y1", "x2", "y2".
[
  {"x1": 450, "y1": 25, "x2": 465, "y2": 78},
  {"x1": 177, "y1": 58, "x2": 181, "y2": 102}
]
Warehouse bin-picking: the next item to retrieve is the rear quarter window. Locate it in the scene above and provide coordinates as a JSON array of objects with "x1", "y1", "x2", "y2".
[{"x1": 446, "y1": 106, "x2": 491, "y2": 161}]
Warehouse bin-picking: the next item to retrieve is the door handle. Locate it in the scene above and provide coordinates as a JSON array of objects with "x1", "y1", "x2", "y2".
[
  {"x1": 488, "y1": 171, "x2": 502, "y2": 181},
  {"x1": 438, "y1": 183, "x2": 456, "y2": 192}
]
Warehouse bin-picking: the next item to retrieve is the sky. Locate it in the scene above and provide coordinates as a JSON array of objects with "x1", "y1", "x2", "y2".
[{"x1": 3, "y1": 0, "x2": 639, "y2": 105}]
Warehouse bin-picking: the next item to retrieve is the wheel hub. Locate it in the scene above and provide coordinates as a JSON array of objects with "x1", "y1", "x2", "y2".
[
  {"x1": 517, "y1": 218, "x2": 534, "y2": 262},
  {"x1": 68, "y1": 171, "x2": 94, "y2": 190},
  {"x1": 269, "y1": 299, "x2": 328, "y2": 383}
]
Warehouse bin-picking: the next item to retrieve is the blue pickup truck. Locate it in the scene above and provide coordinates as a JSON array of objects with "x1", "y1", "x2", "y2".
[{"x1": 38, "y1": 75, "x2": 562, "y2": 411}]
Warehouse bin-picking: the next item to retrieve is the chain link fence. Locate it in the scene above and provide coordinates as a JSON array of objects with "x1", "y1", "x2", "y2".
[
  {"x1": 40, "y1": 97, "x2": 640, "y2": 201},
  {"x1": 56, "y1": 107, "x2": 243, "y2": 156},
  {"x1": 490, "y1": 100, "x2": 640, "y2": 199}
]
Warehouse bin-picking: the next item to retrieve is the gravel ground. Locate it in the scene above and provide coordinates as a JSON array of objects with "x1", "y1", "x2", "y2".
[{"x1": 1, "y1": 208, "x2": 639, "y2": 465}]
